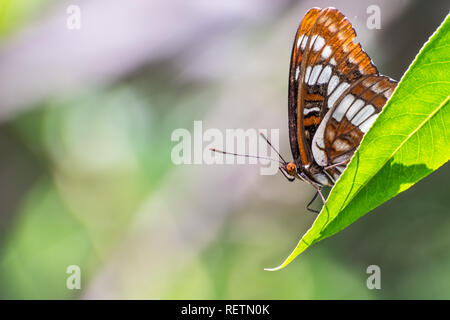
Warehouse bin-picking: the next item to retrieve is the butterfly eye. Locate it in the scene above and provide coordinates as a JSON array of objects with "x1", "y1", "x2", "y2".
[{"x1": 286, "y1": 162, "x2": 297, "y2": 176}]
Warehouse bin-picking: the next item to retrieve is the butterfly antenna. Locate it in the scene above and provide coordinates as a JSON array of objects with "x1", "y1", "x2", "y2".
[
  {"x1": 209, "y1": 148, "x2": 283, "y2": 165},
  {"x1": 259, "y1": 132, "x2": 288, "y2": 164}
]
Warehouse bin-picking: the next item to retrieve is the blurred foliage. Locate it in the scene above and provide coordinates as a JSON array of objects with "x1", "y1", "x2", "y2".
[
  {"x1": 0, "y1": 0, "x2": 449, "y2": 299},
  {"x1": 0, "y1": 0, "x2": 50, "y2": 38}
]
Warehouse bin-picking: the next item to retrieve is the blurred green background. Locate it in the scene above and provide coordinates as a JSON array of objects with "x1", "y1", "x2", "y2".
[{"x1": 0, "y1": 0, "x2": 449, "y2": 299}]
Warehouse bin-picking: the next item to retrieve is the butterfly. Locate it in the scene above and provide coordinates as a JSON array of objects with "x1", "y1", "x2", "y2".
[
  {"x1": 212, "y1": 7, "x2": 397, "y2": 213},
  {"x1": 273, "y1": 7, "x2": 397, "y2": 211}
]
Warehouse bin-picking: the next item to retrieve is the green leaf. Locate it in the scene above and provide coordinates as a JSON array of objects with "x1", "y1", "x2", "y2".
[{"x1": 266, "y1": 14, "x2": 450, "y2": 271}]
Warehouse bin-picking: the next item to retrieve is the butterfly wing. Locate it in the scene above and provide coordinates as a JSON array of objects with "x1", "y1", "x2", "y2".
[
  {"x1": 288, "y1": 7, "x2": 397, "y2": 185},
  {"x1": 312, "y1": 75, "x2": 397, "y2": 182},
  {"x1": 288, "y1": 7, "x2": 323, "y2": 168}
]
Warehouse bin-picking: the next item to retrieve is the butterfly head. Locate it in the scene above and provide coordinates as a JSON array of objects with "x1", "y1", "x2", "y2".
[{"x1": 285, "y1": 162, "x2": 297, "y2": 176}]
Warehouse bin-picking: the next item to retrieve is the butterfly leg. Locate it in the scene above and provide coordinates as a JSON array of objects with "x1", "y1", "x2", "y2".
[
  {"x1": 306, "y1": 191, "x2": 320, "y2": 214},
  {"x1": 306, "y1": 187, "x2": 326, "y2": 214}
]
